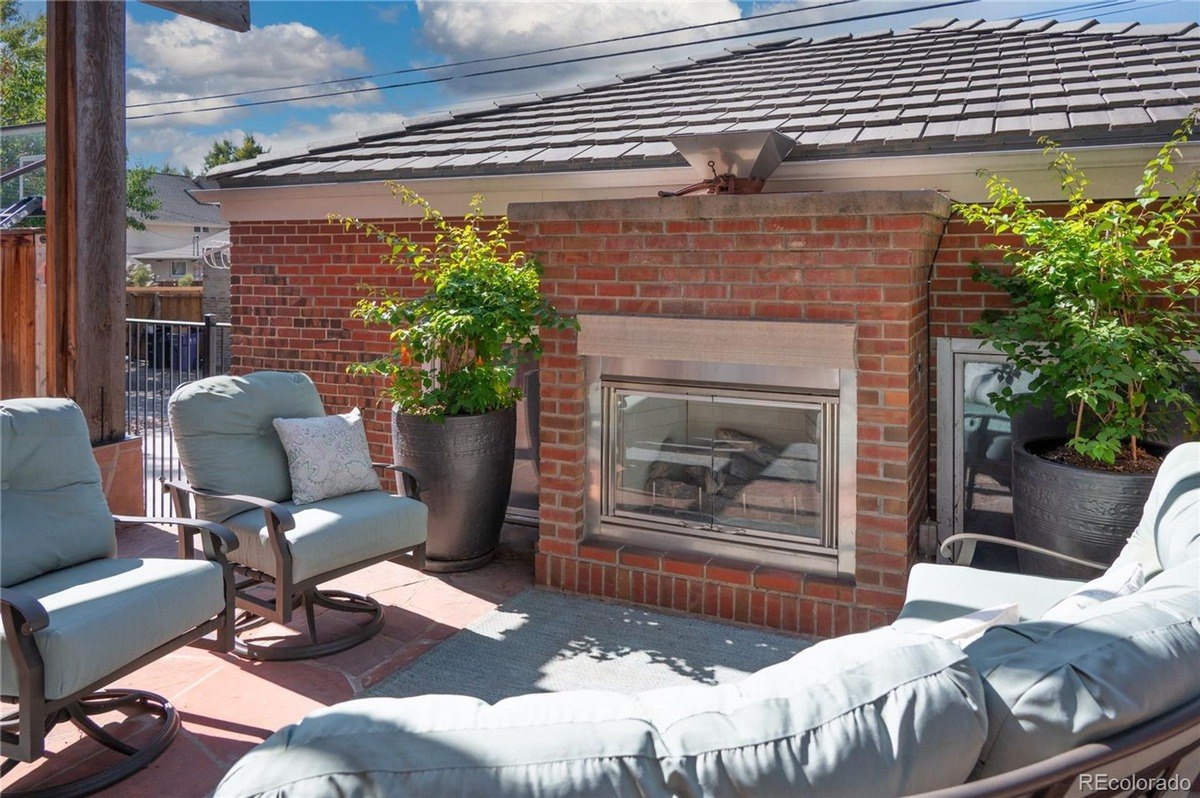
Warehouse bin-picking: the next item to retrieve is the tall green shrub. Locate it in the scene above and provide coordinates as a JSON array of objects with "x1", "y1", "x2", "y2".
[
  {"x1": 333, "y1": 185, "x2": 576, "y2": 419},
  {"x1": 956, "y1": 111, "x2": 1200, "y2": 465}
]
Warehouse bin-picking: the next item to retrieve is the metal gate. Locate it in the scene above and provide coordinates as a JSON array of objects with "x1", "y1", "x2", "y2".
[{"x1": 125, "y1": 314, "x2": 231, "y2": 515}]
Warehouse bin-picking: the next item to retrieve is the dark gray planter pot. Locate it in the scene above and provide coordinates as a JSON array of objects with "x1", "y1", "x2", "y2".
[
  {"x1": 1011, "y1": 437, "x2": 1166, "y2": 579},
  {"x1": 392, "y1": 406, "x2": 516, "y2": 573}
]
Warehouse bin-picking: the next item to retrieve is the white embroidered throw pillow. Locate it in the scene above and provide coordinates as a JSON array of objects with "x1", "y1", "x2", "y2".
[
  {"x1": 273, "y1": 409, "x2": 381, "y2": 505},
  {"x1": 1039, "y1": 562, "x2": 1144, "y2": 624}
]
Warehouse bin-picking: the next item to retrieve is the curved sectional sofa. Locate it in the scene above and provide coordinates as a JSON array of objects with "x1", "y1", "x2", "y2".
[{"x1": 213, "y1": 444, "x2": 1200, "y2": 798}]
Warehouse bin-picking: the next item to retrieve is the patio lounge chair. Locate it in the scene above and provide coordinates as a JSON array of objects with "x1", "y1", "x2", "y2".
[
  {"x1": 212, "y1": 443, "x2": 1200, "y2": 797},
  {"x1": 165, "y1": 371, "x2": 428, "y2": 661},
  {"x1": 0, "y1": 398, "x2": 238, "y2": 796}
]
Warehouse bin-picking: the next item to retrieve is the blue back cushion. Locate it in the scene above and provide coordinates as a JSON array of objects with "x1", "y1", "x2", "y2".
[
  {"x1": 1, "y1": 399, "x2": 116, "y2": 587},
  {"x1": 169, "y1": 372, "x2": 325, "y2": 522}
]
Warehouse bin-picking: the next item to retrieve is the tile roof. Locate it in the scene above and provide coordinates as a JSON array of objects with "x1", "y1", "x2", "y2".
[
  {"x1": 139, "y1": 173, "x2": 226, "y2": 224},
  {"x1": 208, "y1": 17, "x2": 1200, "y2": 187}
]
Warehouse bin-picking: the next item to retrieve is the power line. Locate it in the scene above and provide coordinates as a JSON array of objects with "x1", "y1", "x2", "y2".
[
  {"x1": 1064, "y1": 0, "x2": 1183, "y2": 20},
  {"x1": 1024, "y1": 0, "x2": 1138, "y2": 20},
  {"x1": 128, "y1": 0, "x2": 862, "y2": 110},
  {"x1": 127, "y1": 0, "x2": 981, "y2": 121}
]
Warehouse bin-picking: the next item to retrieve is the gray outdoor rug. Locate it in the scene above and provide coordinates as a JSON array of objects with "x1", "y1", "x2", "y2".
[{"x1": 364, "y1": 588, "x2": 808, "y2": 703}]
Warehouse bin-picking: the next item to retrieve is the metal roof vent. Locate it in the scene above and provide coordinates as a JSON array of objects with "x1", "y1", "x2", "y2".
[{"x1": 660, "y1": 130, "x2": 795, "y2": 197}]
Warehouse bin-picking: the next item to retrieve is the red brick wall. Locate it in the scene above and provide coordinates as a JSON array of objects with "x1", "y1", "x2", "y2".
[
  {"x1": 228, "y1": 217, "x2": 513, "y2": 461},
  {"x1": 225, "y1": 197, "x2": 1197, "y2": 638},
  {"x1": 511, "y1": 192, "x2": 951, "y2": 636}
]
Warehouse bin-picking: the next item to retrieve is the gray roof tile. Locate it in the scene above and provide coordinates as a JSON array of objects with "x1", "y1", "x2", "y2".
[
  {"x1": 136, "y1": 173, "x2": 225, "y2": 224},
  {"x1": 212, "y1": 18, "x2": 1200, "y2": 186}
]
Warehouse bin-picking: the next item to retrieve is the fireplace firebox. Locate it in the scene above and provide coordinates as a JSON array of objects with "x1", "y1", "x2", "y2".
[{"x1": 586, "y1": 356, "x2": 856, "y2": 577}]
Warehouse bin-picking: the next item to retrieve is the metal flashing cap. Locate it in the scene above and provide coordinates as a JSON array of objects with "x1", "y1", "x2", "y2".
[{"x1": 668, "y1": 129, "x2": 796, "y2": 181}]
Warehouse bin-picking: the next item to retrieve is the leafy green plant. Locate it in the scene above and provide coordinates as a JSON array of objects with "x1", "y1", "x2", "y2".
[
  {"x1": 956, "y1": 110, "x2": 1200, "y2": 465},
  {"x1": 333, "y1": 185, "x2": 577, "y2": 419},
  {"x1": 176, "y1": 274, "x2": 196, "y2": 287}
]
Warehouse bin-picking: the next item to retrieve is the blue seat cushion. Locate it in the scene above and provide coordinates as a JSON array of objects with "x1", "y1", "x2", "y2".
[
  {"x1": 0, "y1": 558, "x2": 225, "y2": 700},
  {"x1": 223, "y1": 490, "x2": 427, "y2": 584}
]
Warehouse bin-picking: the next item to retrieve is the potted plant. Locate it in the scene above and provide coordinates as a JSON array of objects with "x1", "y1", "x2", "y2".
[
  {"x1": 956, "y1": 112, "x2": 1200, "y2": 577},
  {"x1": 333, "y1": 186, "x2": 576, "y2": 572}
]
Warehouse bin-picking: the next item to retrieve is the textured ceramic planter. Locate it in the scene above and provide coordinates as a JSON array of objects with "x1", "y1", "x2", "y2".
[
  {"x1": 392, "y1": 406, "x2": 516, "y2": 572},
  {"x1": 1011, "y1": 437, "x2": 1166, "y2": 579}
]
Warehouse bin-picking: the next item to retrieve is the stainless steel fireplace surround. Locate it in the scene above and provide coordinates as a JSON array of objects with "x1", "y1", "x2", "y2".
[{"x1": 585, "y1": 355, "x2": 857, "y2": 577}]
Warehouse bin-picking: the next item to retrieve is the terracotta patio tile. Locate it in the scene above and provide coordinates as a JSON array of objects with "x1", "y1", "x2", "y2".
[{"x1": 1, "y1": 523, "x2": 536, "y2": 796}]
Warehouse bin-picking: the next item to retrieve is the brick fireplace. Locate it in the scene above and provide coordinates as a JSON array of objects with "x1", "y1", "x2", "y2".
[{"x1": 511, "y1": 191, "x2": 951, "y2": 637}]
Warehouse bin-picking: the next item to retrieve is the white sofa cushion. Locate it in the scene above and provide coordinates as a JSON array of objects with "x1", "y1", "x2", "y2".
[
  {"x1": 213, "y1": 629, "x2": 988, "y2": 798},
  {"x1": 965, "y1": 559, "x2": 1200, "y2": 778},
  {"x1": 1108, "y1": 441, "x2": 1200, "y2": 578},
  {"x1": 894, "y1": 562, "x2": 1081, "y2": 632},
  {"x1": 1039, "y1": 561, "x2": 1143, "y2": 624}
]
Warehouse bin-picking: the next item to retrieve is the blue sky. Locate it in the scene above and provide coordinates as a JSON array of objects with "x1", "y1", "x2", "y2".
[{"x1": 66, "y1": 1, "x2": 1200, "y2": 171}]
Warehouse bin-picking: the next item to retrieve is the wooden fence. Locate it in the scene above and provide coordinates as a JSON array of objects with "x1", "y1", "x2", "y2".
[
  {"x1": 126, "y1": 286, "x2": 203, "y2": 321},
  {"x1": 1, "y1": 229, "x2": 47, "y2": 398}
]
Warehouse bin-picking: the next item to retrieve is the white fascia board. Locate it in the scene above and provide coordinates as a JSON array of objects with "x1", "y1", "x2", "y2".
[{"x1": 193, "y1": 141, "x2": 1200, "y2": 224}]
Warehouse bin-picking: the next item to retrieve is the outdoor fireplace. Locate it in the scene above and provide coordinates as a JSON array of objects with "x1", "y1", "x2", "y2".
[
  {"x1": 582, "y1": 318, "x2": 857, "y2": 578},
  {"x1": 512, "y1": 191, "x2": 950, "y2": 634}
]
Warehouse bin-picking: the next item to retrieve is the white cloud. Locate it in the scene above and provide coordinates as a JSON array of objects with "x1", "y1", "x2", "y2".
[
  {"x1": 126, "y1": 14, "x2": 377, "y2": 128},
  {"x1": 254, "y1": 111, "x2": 409, "y2": 158},
  {"x1": 415, "y1": 0, "x2": 742, "y2": 95},
  {"x1": 131, "y1": 111, "x2": 409, "y2": 174},
  {"x1": 370, "y1": 4, "x2": 405, "y2": 24}
]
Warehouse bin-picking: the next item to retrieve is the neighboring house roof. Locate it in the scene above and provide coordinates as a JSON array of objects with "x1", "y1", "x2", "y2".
[
  {"x1": 209, "y1": 17, "x2": 1200, "y2": 188},
  {"x1": 138, "y1": 173, "x2": 225, "y2": 225},
  {"x1": 131, "y1": 230, "x2": 230, "y2": 262}
]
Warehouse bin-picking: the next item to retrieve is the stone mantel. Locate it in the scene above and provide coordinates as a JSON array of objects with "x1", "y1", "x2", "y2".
[{"x1": 577, "y1": 315, "x2": 856, "y2": 371}]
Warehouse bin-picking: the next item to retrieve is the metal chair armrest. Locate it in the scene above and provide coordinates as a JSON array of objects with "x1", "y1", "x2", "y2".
[
  {"x1": 939, "y1": 533, "x2": 1108, "y2": 572},
  {"x1": 113, "y1": 515, "x2": 240, "y2": 555},
  {"x1": 372, "y1": 463, "x2": 421, "y2": 499},
  {"x1": 162, "y1": 479, "x2": 295, "y2": 532},
  {"x1": 0, "y1": 587, "x2": 50, "y2": 635}
]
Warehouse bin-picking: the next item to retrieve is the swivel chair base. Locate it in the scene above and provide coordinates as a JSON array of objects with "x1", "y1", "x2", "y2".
[{"x1": 1, "y1": 689, "x2": 179, "y2": 798}]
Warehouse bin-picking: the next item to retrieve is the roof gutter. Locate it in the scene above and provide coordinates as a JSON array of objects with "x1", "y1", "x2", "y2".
[{"x1": 192, "y1": 141, "x2": 1200, "y2": 223}]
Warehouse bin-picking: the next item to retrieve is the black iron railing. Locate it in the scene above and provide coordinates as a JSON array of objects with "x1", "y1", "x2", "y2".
[{"x1": 125, "y1": 314, "x2": 231, "y2": 515}]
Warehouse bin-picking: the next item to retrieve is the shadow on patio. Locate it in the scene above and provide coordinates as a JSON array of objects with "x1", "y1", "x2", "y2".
[{"x1": 0, "y1": 522, "x2": 536, "y2": 797}]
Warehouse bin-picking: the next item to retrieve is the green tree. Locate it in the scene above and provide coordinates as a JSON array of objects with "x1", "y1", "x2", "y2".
[
  {"x1": 0, "y1": 0, "x2": 47, "y2": 217},
  {"x1": 2, "y1": 1, "x2": 157, "y2": 232},
  {"x1": 0, "y1": 0, "x2": 46, "y2": 126},
  {"x1": 157, "y1": 162, "x2": 195, "y2": 178},
  {"x1": 202, "y1": 133, "x2": 267, "y2": 173},
  {"x1": 956, "y1": 112, "x2": 1200, "y2": 465},
  {"x1": 126, "y1": 262, "x2": 155, "y2": 287},
  {"x1": 126, "y1": 165, "x2": 160, "y2": 231}
]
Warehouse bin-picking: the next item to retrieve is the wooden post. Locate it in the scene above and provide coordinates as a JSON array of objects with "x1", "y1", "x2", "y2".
[{"x1": 45, "y1": 1, "x2": 126, "y2": 443}]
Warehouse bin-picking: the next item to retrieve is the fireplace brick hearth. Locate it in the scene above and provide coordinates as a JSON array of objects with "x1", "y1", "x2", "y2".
[{"x1": 511, "y1": 191, "x2": 952, "y2": 637}]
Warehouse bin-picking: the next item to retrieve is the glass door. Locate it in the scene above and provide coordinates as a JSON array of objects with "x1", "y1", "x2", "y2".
[{"x1": 604, "y1": 383, "x2": 832, "y2": 547}]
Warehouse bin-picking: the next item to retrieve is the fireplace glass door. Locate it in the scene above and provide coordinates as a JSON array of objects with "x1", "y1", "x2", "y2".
[{"x1": 604, "y1": 385, "x2": 835, "y2": 548}]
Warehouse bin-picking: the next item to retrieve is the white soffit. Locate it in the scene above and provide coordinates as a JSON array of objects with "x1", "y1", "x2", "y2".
[{"x1": 193, "y1": 142, "x2": 1200, "y2": 223}]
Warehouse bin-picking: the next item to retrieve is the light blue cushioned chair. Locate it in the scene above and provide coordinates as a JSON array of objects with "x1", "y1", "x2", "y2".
[
  {"x1": 166, "y1": 371, "x2": 428, "y2": 661},
  {"x1": 0, "y1": 398, "x2": 238, "y2": 797}
]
